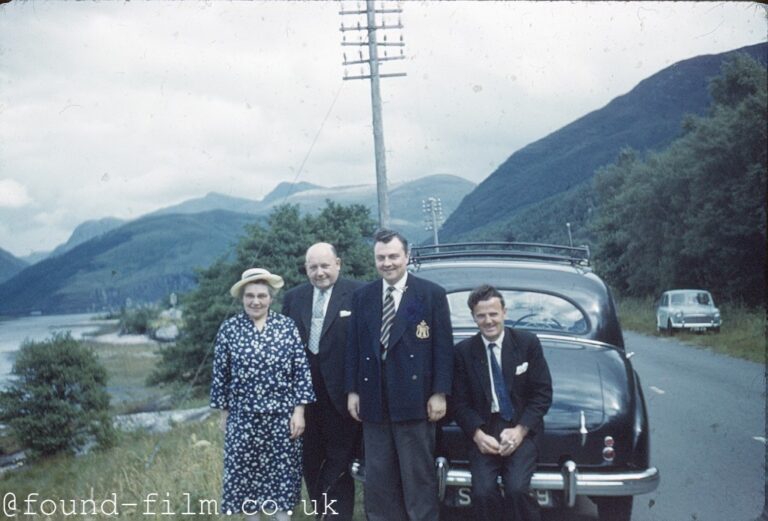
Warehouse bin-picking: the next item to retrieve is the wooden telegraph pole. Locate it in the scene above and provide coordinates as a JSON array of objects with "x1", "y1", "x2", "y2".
[{"x1": 340, "y1": 1, "x2": 406, "y2": 228}]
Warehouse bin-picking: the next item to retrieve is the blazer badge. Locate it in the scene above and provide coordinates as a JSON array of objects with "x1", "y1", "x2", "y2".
[{"x1": 415, "y1": 320, "x2": 430, "y2": 339}]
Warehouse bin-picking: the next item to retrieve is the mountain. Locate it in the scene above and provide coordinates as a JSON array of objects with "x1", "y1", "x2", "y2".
[
  {"x1": 261, "y1": 181, "x2": 322, "y2": 206},
  {"x1": 0, "y1": 211, "x2": 254, "y2": 315},
  {"x1": 149, "y1": 192, "x2": 262, "y2": 217},
  {"x1": 440, "y1": 42, "x2": 768, "y2": 241},
  {"x1": 20, "y1": 251, "x2": 51, "y2": 265},
  {"x1": 0, "y1": 175, "x2": 474, "y2": 314},
  {"x1": 0, "y1": 247, "x2": 27, "y2": 284},
  {"x1": 48, "y1": 217, "x2": 125, "y2": 258},
  {"x1": 262, "y1": 175, "x2": 476, "y2": 242},
  {"x1": 149, "y1": 183, "x2": 322, "y2": 217}
]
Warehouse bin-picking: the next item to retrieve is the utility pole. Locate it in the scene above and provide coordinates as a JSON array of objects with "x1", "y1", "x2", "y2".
[
  {"x1": 423, "y1": 196, "x2": 444, "y2": 248},
  {"x1": 340, "y1": 1, "x2": 406, "y2": 228}
]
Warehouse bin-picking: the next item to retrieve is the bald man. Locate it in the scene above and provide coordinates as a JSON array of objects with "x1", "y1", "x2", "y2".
[{"x1": 282, "y1": 243, "x2": 363, "y2": 520}]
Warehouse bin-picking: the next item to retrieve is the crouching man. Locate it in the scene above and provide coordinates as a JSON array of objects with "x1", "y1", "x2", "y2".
[{"x1": 452, "y1": 284, "x2": 553, "y2": 521}]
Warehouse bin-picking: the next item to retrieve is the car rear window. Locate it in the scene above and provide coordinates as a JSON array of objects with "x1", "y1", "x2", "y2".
[
  {"x1": 446, "y1": 290, "x2": 589, "y2": 334},
  {"x1": 670, "y1": 292, "x2": 712, "y2": 305}
]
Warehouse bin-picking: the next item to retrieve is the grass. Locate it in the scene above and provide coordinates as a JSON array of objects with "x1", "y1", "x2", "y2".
[
  {"x1": 1, "y1": 334, "x2": 367, "y2": 520},
  {"x1": 0, "y1": 417, "x2": 367, "y2": 520},
  {"x1": 615, "y1": 296, "x2": 765, "y2": 363}
]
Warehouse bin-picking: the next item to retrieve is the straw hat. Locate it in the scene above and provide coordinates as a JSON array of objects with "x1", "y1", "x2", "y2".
[{"x1": 229, "y1": 268, "x2": 284, "y2": 298}]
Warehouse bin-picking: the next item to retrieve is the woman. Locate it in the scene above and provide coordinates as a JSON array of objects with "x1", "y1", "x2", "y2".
[{"x1": 210, "y1": 268, "x2": 315, "y2": 520}]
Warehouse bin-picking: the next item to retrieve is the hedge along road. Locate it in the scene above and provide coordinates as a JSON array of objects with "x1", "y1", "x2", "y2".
[{"x1": 540, "y1": 331, "x2": 765, "y2": 521}]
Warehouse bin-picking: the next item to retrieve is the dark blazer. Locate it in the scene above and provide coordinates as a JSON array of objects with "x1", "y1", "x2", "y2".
[
  {"x1": 345, "y1": 274, "x2": 454, "y2": 423},
  {"x1": 452, "y1": 327, "x2": 552, "y2": 441},
  {"x1": 282, "y1": 277, "x2": 363, "y2": 417}
]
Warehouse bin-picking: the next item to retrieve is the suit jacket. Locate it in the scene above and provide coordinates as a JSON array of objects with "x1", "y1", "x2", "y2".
[
  {"x1": 452, "y1": 327, "x2": 552, "y2": 441},
  {"x1": 344, "y1": 274, "x2": 454, "y2": 423},
  {"x1": 282, "y1": 277, "x2": 363, "y2": 417}
]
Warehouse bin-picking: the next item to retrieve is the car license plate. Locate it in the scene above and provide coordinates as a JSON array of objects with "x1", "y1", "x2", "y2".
[{"x1": 449, "y1": 488, "x2": 552, "y2": 508}]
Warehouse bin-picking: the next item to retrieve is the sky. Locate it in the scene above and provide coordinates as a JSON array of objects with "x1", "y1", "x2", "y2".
[{"x1": 0, "y1": 1, "x2": 765, "y2": 258}]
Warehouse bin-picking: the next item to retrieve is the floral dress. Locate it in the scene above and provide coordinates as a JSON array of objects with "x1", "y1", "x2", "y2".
[{"x1": 210, "y1": 310, "x2": 315, "y2": 515}]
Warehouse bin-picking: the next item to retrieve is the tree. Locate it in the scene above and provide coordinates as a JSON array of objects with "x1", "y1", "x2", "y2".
[
  {"x1": 592, "y1": 53, "x2": 767, "y2": 305},
  {"x1": 149, "y1": 201, "x2": 377, "y2": 391},
  {"x1": 0, "y1": 333, "x2": 115, "y2": 457}
]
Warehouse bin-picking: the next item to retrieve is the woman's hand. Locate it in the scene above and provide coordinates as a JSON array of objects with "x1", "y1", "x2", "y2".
[
  {"x1": 289, "y1": 405, "x2": 305, "y2": 440},
  {"x1": 219, "y1": 410, "x2": 228, "y2": 433}
]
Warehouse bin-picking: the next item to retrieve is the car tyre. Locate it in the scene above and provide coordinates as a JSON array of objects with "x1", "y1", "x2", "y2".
[
  {"x1": 667, "y1": 320, "x2": 675, "y2": 335},
  {"x1": 712, "y1": 326, "x2": 721, "y2": 334},
  {"x1": 596, "y1": 496, "x2": 633, "y2": 521}
]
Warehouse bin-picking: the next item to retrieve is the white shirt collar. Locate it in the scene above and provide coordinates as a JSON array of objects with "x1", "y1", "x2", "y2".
[
  {"x1": 382, "y1": 272, "x2": 408, "y2": 294},
  {"x1": 481, "y1": 329, "x2": 505, "y2": 350}
]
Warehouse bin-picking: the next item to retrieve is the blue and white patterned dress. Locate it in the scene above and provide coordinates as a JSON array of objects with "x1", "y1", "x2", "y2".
[{"x1": 210, "y1": 310, "x2": 315, "y2": 514}]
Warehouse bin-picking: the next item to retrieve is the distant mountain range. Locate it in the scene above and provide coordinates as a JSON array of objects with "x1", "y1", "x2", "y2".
[
  {"x1": 0, "y1": 247, "x2": 28, "y2": 284},
  {"x1": 0, "y1": 175, "x2": 474, "y2": 315},
  {"x1": 440, "y1": 42, "x2": 768, "y2": 242}
]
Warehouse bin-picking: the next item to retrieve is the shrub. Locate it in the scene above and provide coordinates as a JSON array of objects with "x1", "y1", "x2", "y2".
[
  {"x1": 0, "y1": 333, "x2": 116, "y2": 457},
  {"x1": 119, "y1": 306, "x2": 159, "y2": 335}
]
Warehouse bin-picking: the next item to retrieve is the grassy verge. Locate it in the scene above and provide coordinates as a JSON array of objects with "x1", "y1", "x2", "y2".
[
  {"x1": 1, "y1": 334, "x2": 367, "y2": 519},
  {"x1": 1, "y1": 417, "x2": 367, "y2": 520},
  {"x1": 615, "y1": 296, "x2": 765, "y2": 363}
]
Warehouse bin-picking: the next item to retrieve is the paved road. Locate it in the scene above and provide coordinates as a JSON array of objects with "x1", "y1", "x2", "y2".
[{"x1": 542, "y1": 331, "x2": 765, "y2": 521}]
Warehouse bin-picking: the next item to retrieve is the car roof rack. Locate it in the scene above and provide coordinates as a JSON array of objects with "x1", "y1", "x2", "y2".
[{"x1": 410, "y1": 242, "x2": 591, "y2": 266}]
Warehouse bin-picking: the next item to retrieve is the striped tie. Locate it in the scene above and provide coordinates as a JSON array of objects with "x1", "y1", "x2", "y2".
[
  {"x1": 308, "y1": 289, "x2": 327, "y2": 354},
  {"x1": 380, "y1": 286, "x2": 396, "y2": 359}
]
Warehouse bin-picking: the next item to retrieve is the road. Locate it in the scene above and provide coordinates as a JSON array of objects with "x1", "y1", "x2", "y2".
[{"x1": 543, "y1": 331, "x2": 765, "y2": 521}]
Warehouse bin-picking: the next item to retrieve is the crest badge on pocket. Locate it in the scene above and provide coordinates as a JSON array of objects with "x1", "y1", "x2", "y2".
[{"x1": 415, "y1": 320, "x2": 430, "y2": 339}]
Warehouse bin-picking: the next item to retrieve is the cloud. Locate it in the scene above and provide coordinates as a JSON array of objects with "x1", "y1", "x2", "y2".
[
  {"x1": 0, "y1": 180, "x2": 32, "y2": 208},
  {"x1": 0, "y1": 1, "x2": 764, "y2": 257}
]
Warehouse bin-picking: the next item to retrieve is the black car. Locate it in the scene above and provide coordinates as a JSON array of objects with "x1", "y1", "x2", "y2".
[{"x1": 351, "y1": 242, "x2": 659, "y2": 521}]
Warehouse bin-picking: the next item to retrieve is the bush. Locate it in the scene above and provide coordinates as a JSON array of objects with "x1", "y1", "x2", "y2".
[
  {"x1": 0, "y1": 333, "x2": 116, "y2": 457},
  {"x1": 119, "y1": 306, "x2": 159, "y2": 335}
]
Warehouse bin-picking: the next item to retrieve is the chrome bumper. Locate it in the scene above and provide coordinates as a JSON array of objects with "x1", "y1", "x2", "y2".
[
  {"x1": 351, "y1": 459, "x2": 660, "y2": 503},
  {"x1": 444, "y1": 462, "x2": 660, "y2": 500}
]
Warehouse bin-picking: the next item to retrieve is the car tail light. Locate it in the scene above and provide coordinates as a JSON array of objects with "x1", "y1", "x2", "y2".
[{"x1": 603, "y1": 436, "x2": 615, "y2": 461}]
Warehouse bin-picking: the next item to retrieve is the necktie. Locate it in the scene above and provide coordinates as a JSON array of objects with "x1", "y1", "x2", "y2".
[
  {"x1": 380, "y1": 286, "x2": 395, "y2": 360},
  {"x1": 308, "y1": 289, "x2": 327, "y2": 354},
  {"x1": 488, "y1": 342, "x2": 516, "y2": 422}
]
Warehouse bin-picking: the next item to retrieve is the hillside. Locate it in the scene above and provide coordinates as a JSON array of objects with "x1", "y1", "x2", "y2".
[
  {"x1": 0, "y1": 175, "x2": 474, "y2": 314},
  {"x1": 441, "y1": 42, "x2": 768, "y2": 241},
  {"x1": 263, "y1": 174, "x2": 475, "y2": 242},
  {"x1": 0, "y1": 247, "x2": 27, "y2": 284},
  {"x1": 0, "y1": 211, "x2": 254, "y2": 315}
]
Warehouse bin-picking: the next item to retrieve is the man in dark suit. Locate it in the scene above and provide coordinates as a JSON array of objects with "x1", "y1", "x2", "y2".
[
  {"x1": 282, "y1": 242, "x2": 363, "y2": 520},
  {"x1": 345, "y1": 229, "x2": 453, "y2": 521},
  {"x1": 452, "y1": 284, "x2": 553, "y2": 521}
]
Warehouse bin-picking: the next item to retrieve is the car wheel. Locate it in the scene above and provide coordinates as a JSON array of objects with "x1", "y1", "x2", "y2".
[
  {"x1": 596, "y1": 496, "x2": 633, "y2": 521},
  {"x1": 713, "y1": 326, "x2": 721, "y2": 334},
  {"x1": 667, "y1": 320, "x2": 675, "y2": 335}
]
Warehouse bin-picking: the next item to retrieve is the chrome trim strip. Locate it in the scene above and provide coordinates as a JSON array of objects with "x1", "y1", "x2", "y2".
[{"x1": 536, "y1": 334, "x2": 617, "y2": 349}]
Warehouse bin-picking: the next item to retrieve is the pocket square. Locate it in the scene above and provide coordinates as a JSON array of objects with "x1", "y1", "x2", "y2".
[
  {"x1": 515, "y1": 362, "x2": 529, "y2": 375},
  {"x1": 339, "y1": 310, "x2": 352, "y2": 317}
]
